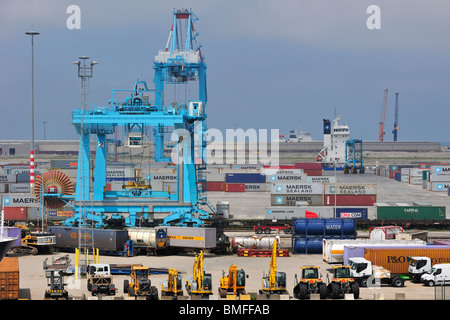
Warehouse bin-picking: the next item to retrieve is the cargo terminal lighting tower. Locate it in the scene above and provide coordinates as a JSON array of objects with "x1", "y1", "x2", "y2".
[{"x1": 62, "y1": 9, "x2": 213, "y2": 228}]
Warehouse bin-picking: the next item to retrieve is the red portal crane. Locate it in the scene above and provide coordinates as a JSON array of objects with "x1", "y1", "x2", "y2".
[{"x1": 378, "y1": 88, "x2": 388, "y2": 142}]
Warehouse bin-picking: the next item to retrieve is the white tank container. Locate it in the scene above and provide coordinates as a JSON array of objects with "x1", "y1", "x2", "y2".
[
  {"x1": 231, "y1": 235, "x2": 279, "y2": 251},
  {"x1": 127, "y1": 227, "x2": 158, "y2": 248},
  {"x1": 369, "y1": 226, "x2": 404, "y2": 240}
]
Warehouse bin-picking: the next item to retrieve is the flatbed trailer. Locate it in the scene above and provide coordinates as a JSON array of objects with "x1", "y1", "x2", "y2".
[{"x1": 254, "y1": 225, "x2": 291, "y2": 234}]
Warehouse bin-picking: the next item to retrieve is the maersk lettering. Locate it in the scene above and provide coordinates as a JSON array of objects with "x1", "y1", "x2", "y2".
[
  {"x1": 13, "y1": 198, "x2": 35, "y2": 204},
  {"x1": 153, "y1": 175, "x2": 177, "y2": 180}
]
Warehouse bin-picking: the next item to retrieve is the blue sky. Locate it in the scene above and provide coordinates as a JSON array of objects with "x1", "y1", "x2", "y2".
[{"x1": 1, "y1": 0, "x2": 449, "y2": 142}]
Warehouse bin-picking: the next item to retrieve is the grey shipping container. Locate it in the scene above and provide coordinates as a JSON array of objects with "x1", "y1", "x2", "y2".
[
  {"x1": 9, "y1": 183, "x2": 30, "y2": 193},
  {"x1": 271, "y1": 182, "x2": 323, "y2": 194},
  {"x1": 2, "y1": 194, "x2": 38, "y2": 207},
  {"x1": 244, "y1": 183, "x2": 269, "y2": 192},
  {"x1": 0, "y1": 175, "x2": 17, "y2": 183},
  {"x1": 324, "y1": 184, "x2": 377, "y2": 195},
  {"x1": 306, "y1": 176, "x2": 337, "y2": 184},
  {"x1": 270, "y1": 194, "x2": 323, "y2": 206},
  {"x1": 267, "y1": 173, "x2": 307, "y2": 183},
  {"x1": 428, "y1": 182, "x2": 450, "y2": 192},
  {"x1": 266, "y1": 206, "x2": 334, "y2": 220},
  {"x1": 47, "y1": 226, "x2": 129, "y2": 252},
  {"x1": 165, "y1": 226, "x2": 216, "y2": 248}
]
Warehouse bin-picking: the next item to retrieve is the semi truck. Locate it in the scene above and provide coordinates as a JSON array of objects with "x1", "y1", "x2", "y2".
[{"x1": 348, "y1": 257, "x2": 404, "y2": 287}]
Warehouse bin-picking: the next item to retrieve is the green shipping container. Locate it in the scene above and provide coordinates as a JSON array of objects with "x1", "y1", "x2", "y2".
[{"x1": 376, "y1": 206, "x2": 446, "y2": 220}]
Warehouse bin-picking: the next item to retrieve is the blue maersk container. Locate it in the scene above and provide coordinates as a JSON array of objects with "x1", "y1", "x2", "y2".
[
  {"x1": 292, "y1": 218, "x2": 357, "y2": 254},
  {"x1": 225, "y1": 173, "x2": 266, "y2": 183}
]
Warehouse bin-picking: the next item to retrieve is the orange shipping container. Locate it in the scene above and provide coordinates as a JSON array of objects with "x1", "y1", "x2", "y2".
[
  {"x1": 0, "y1": 257, "x2": 19, "y2": 300},
  {"x1": 364, "y1": 247, "x2": 450, "y2": 275}
]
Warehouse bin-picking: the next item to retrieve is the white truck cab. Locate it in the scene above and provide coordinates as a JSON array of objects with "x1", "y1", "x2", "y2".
[
  {"x1": 408, "y1": 256, "x2": 431, "y2": 282},
  {"x1": 88, "y1": 263, "x2": 111, "y2": 276},
  {"x1": 421, "y1": 264, "x2": 450, "y2": 287}
]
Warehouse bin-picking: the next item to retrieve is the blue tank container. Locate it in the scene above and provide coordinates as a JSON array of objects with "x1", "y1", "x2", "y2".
[
  {"x1": 292, "y1": 237, "x2": 323, "y2": 254},
  {"x1": 292, "y1": 218, "x2": 356, "y2": 237}
]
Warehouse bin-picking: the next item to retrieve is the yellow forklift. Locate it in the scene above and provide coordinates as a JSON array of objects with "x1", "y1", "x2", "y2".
[
  {"x1": 260, "y1": 240, "x2": 287, "y2": 295},
  {"x1": 161, "y1": 268, "x2": 183, "y2": 299},
  {"x1": 185, "y1": 250, "x2": 212, "y2": 297}
]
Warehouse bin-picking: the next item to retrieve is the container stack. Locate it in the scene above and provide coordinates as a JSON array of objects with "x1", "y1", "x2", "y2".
[
  {"x1": 427, "y1": 165, "x2": 450, "y2": 193},
  {"x1": 292, "y1": 218, "x2": 356, "y2": 254}
]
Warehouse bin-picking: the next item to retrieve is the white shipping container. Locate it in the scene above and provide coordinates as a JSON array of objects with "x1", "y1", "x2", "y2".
[
  {"x1": 401, "y1": 175, "x2": 409, "y2": 183},
  {"x1": 409, "y1": 177, "x2": 423, "y2": 185},
  {"x1": 271, "y1": 182, "x2": 323, "y2": 194},
  {"x1": 324, "y1": 184, "x2": 377, "y2": 195},
  {"x1": 401, "y1": 168, "x2": 410, "y2": 175},
  {"x1": 409, "y1": 168, "x2": 426, "y2": 177}
]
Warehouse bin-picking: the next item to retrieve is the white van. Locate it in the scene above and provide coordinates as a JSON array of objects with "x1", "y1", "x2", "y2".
[{"x1": 420, "y1": 264, "x2": 450, "y2": 287}]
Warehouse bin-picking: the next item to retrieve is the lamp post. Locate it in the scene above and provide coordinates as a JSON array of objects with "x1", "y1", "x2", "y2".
[
  {"x1": 26, "y1": 31, "x2": 39, "y2": 191},
  {"x1": 72, "y1": 56, "x2": 98, "y2": 279}
]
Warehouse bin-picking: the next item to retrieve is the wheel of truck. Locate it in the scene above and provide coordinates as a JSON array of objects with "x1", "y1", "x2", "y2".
[
  {"x1": 329, "y1": 282, "x2": 341, "y2": 299},
  {"x1": 297, "y1": 282, "x2": 309, "y2": 299},
  {"x1": 123, "y1": 280, "x2": 129, "y2": 294},
  {"x1": 255, "y1": 228, "x2": 263, "y2": 234},
  {"x1": 351, "y1": 282, "x2": 360, "y2": 299},
  {"x1": 426, "y1": 280, "x2": 435, "y2": 287},
  {"x1": 318, "y1": 283, "x2": 328, "y2": 299},
  {"x1": 264, "y1": 228, "x2": 271, "y2": 234},
  {"x1": 391, "y1": 276, "x2": 404, "y2": 287},
  {"x1": 360, "y1": 278, "x2": 368, "y2": 287}
]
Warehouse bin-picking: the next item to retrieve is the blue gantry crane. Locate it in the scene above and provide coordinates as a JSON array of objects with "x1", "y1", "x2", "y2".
[
  {"x1": 62, "y1": 9, "x2": 214, "y2": 228},
  {"x1": 392, "y1": 92, "x2": 399, "y2": 141},
  {"x1": 344, "y1": 139, "x2": 364, "y2": 174}
]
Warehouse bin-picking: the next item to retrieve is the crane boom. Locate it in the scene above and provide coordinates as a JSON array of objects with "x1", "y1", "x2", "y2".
[
  {"x1": 378, "y1": 88, "x2": 388, "y2": 141},
  {"x1": 392, "y1": 92, "x2": 399, "y2": 141}
]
